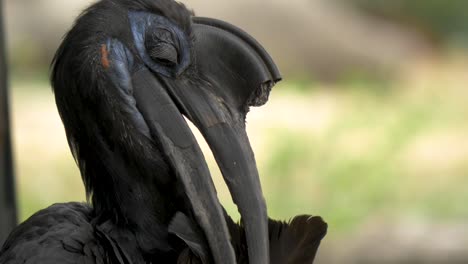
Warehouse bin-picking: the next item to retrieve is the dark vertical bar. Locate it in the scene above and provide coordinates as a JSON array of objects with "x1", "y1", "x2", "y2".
[{"x1": 0, "y1": 0, "x2": 17, "y2": 246}]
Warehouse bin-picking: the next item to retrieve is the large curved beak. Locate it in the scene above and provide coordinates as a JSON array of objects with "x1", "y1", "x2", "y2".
[
  {"x1": 127, "y1": 17, "x2": 280, "y2": 263},
  {"x1": 166, "y1": 17, "x2": 281, "y2": 264}
]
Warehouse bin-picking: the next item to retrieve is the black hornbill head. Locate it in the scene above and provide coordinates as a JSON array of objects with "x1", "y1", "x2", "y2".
[{"x1": 51, "y1": 0, "x2": 280, "y2": 263}]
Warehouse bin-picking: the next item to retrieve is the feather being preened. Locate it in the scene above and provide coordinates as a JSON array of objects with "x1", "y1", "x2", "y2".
[{"x1": 170, "y1": 212, "x2": 327, "y2": 264}]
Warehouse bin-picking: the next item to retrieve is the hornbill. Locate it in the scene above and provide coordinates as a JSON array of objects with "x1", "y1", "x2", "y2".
[{"x1": 0, "y1": 0, "x2": 327, "y2": 263}]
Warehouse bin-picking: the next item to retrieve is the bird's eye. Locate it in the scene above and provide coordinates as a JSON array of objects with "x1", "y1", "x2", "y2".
[
  {"x1": 146, "y1": 42, "x2": 178, "y2": 67},
  {"x1": 145, "y1": 28, "x2": 179, "y2": 68}
]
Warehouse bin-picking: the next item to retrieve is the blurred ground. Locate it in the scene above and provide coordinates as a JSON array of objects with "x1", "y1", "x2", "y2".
[{"x1": 3, "y1": 0, "x2": 468, "y2": 263}]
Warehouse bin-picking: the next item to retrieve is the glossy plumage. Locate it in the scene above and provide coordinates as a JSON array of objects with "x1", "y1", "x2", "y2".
[{"x1": 1, "y1": 203, "x2": 114, "y2": 263}]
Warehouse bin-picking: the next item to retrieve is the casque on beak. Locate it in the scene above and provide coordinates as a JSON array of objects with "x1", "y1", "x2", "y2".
[{"x1": 125, "y1": 15, "x2": 280, "y2": 264}]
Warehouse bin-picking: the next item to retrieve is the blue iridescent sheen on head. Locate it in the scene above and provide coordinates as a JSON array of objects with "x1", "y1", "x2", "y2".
[{"x1": 129, "y1": 11, "x2": 191, "y2": 77}]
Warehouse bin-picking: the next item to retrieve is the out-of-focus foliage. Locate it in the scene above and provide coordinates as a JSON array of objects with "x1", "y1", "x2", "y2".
[{"x1": 347, "y1": 0, "x2": 468, "y2": 47}]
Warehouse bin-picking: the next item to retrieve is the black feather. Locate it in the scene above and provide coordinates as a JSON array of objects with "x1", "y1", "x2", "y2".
[
  {"x1": 0, "y1": 203, "x2": 134, "y2": 264},
  {"x1": 269, "y1": 215, "x2": 327, "y2": 264}
]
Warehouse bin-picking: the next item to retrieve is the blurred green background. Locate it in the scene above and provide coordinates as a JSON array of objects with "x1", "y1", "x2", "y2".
[{"x1": 3, "y1": 0, "x2": 468, "y2": 263}]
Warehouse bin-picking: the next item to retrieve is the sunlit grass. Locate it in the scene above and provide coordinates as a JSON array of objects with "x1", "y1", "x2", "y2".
[{"x1": 10, "y1": 58, "x2": 468, "y2": 237}]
